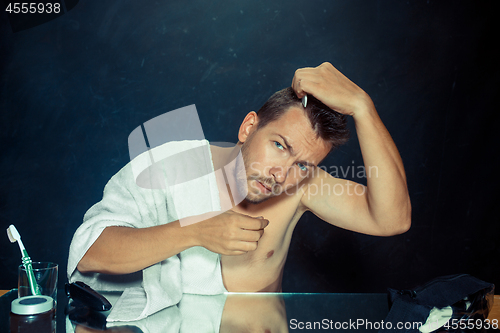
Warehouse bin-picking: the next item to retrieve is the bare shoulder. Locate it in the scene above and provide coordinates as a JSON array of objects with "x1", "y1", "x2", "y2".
[{"x1": 298, "y1": 166, "x2": 355, "y2": 210}]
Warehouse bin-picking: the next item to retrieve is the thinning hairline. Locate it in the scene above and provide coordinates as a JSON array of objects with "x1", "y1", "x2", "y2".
[{"x1": 257, "y1": 104, "x2": 331, "y2": 143}]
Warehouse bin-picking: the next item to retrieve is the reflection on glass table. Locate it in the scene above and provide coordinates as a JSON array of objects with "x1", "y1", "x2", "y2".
[
  {"x1": 1, "y1": 289, "x2": 389, "y2": 332},
  {"x1": 69, "y1": 292, "x2": 388, "y2": 333}
]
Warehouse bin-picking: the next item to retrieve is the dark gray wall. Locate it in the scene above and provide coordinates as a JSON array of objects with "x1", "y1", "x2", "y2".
[{"x1": 1, "y1": 0, "x2": 498, "y2": 292}]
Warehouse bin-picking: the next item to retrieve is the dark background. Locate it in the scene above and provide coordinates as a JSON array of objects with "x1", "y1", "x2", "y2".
[{"x1": 0, "y1": 0, "x2": 498, "y2": 292}]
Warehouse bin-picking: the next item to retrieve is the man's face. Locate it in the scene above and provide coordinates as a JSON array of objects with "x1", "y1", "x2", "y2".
[{"x1": 239, "y1": 107, "x2": 331, "y2": 204}]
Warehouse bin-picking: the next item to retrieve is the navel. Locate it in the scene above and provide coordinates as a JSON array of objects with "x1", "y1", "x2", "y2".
[{"x1": 266, "y1": 250, "x2": 274, "y2": 259}]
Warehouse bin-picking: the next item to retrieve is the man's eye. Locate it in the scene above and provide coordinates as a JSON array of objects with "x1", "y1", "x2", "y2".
[
  {"x1": 274, "y1": 141, "x2": 284, "y2": 150},
  {"x1": 297, "y1": 163, "x2": 307, "y2": 172}
]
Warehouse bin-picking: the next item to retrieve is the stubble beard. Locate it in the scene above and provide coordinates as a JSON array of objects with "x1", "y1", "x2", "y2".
[{"x1": 240, "y1": 137, "x2": 281, "y2": 205}]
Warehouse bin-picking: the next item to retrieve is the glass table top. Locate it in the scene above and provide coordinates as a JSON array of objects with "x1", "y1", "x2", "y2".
[{"x1": 1, "y1": 289, "x2": 389, "y2": 332}]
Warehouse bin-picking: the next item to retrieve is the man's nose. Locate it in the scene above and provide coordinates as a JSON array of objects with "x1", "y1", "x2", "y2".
[{"x1": 270, "y1": 165, "x2": 290, "y2": 184}]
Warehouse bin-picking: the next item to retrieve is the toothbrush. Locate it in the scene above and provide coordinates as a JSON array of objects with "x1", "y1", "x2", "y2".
[{"x1": 7, "y1": 224, "x2": 41, "y2": 296}]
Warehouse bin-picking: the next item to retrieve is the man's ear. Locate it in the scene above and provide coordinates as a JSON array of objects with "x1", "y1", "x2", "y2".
[{"x1": 238, "y1": 111, "x2": 258, "y2": 143}]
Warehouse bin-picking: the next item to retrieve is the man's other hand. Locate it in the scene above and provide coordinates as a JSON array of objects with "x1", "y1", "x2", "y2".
[
  {"x1": 191, "y1": 210, "x2": 269, "y2": 255},
  {"x1": 291, "y1": 62, "x2": 373, "y2": 117}
]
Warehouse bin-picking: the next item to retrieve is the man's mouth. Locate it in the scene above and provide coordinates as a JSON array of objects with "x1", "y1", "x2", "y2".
[{"x1": 256, "y1": 180, "x2": 272, "y2": 193}]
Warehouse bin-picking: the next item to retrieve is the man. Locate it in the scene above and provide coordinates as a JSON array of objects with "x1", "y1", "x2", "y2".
[{"x1": 72, "y1": 62, "x2": 411, "y2": 294}]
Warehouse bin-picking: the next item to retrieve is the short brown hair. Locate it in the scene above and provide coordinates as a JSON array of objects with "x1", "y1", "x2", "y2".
[{"x1": 256, "y1": 87, "x2": 349, "y2": 150}]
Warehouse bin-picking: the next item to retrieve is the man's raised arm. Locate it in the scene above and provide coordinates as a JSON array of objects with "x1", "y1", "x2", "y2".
[{"x1": 295, "y1": 62, "x2": 411, "y2": 236}]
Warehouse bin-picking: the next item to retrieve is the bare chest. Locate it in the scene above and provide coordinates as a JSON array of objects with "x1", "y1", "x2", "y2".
[{"x1": 220, "y1": 191, "x2": 305, "y2": 291}]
